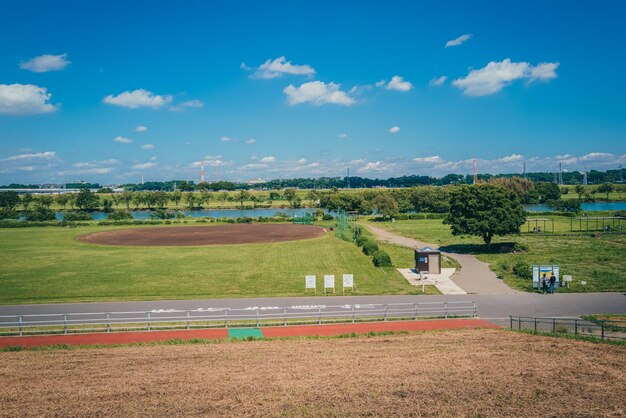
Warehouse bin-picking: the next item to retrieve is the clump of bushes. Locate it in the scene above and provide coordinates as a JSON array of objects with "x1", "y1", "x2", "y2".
[
  {"x1": 0, "y1": 208, "x2": 19, "y2": 220},
  {"x1": 372, "y1": 250, "x2": 392, "y2": 267},
  {"x1": 512, "y1": 261, "x2": 532, "y2": 280},
  {"x1": 150, "y1": 210, "x2": 185, "y2": 220},
  {"x1": 322, "y1": 214, "x2": 334, "y2": 221},
  {"x1": 24, "y1": 207, "x2": 56, "y2": 222},
  {"x1": 107, "y1": 211, "x2": 133, "y2": 221},
  {"x1": 64, "y1": 211, "x2": 92, "y2": 221},
  {"x1": 355, "y1": 235, "x2": 368, "y2": 247},
  {"x1": 362, "y1": 240, "x2": 379, "y2": 256}
]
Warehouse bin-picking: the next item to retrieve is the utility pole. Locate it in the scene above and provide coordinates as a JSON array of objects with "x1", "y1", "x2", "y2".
[
  {"x1": 346, "y1": 167, "x2": 350, "y2": 189},
  {"x1": 473, "y1": 158, "x2": 478, "y2": 185},
  {"x1": 558, "y1": 162, "x2": 563, "y2": 185}
]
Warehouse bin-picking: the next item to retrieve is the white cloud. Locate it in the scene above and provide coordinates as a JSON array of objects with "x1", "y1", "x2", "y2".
[
  {"x1": 413, "y1": 156, "x2": 443, "y2": 164},
  {"x1": 141, "y1": 144, "x2": 154, "y2": 150},
  {"x1": 297, "y1": 158, "x2": 307, "y2": 164},
  {"x1": 429, "y1": 76, "x2": 447, "y2": 86},
  {"x1": 529, "y1": 63, "x2": 559, "y2": 82},
  {"x1": 150, "y1": 156, "x2": 157, "y2": 161},
  {"x1": 170, "y1": 99, "x2": 204, "y2": 112},
  {"x1": 453, "y1": 59, "x2": 560, "y2": 96},
  {"x1": 245, "y1": 138, "x2": 256, "y2": 144},
  {"x1": 497, "y1": 154, "x2": 523, "y2": 163},
  {"x1": 389, "y1": 126, "x2": 400, "y2": 134},
  {"x1": 241, "y1": 163, "x2": 269, "y2": 170},
  {"x1": 2, "y1": 151, "x2": 56, "y2": 161},
  {"x1": 386, "y1": 76, "x2": 413, "y2": 92},
  {"x1": 253, "y1": 56, "x2": 315, "y2": 79},
  {"x1": 240, "y1": 62, "x2": 252, "y2": 71},
  {"x1": 0, "y1": 84, "x2": 58, "y2": 115},
  {"x1": 445, "y1": 34, "x2": 473, "y2": 47},
  {"x1": 20, "y1": 53, "x2": 70, "y2": 72},
  {"x1": 338, "y1": 133, "x2": 348, "y2": 139},
  {"x1": 103, "y1": 89, "x2": 172, "y2": 109},
  {"x1": 113, "y1": 136, "x2": 133, "y2": 144},
  {"x1": 580, "y1": 152, "x2": 613, "y2": 161},
  {"x1": 375, "y1": 80, "x2": 386, "y2": 87},
  {"x1": 134, "y1": 125, "x2": 148, "y2": 132},
  {"x1": 83, "y1": 167, "x2": 113, "y2": 174},
  {"x1": 72, "y1": 159, "x2": 120, "y2": 168},
  {"x1": 19, "y1": 166, "x2": 34, "y2": 171},
  {"x1": 220, "y1": 136, "x2": 233, "y2": 142},
  {"x1": 181, "y1": 99, "x2": 204, "y2": 108},
  {"x1": 133, "y1": 162, "x2": 156, "y2": 169},
  {"x1": 357, "y1": 161, "x2": 397, "y2": 173},
  {"x1": 259, "y1": 156, "x2": 276, "y2": 163},
  {"x1": 284, "y1": 81, "x2": 355, "y2": 106}
]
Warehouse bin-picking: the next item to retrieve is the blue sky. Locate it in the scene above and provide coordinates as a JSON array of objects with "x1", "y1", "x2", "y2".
[{"x1": 1, "y1": 0, "x2": 625, "y2": 184}]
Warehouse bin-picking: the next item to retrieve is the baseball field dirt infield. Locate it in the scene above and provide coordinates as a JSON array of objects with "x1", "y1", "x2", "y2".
[
  {"x1": 1, "y1": 329, "x2": 624, "y2": 416},
  {"x1": 77, "y1": 224, "x2": 325, "y2": 246}
]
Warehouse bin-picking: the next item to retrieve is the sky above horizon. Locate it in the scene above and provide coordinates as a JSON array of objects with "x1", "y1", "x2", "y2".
[{"x1": 1, "y1": 0, "x2": 625, "y2": 185}]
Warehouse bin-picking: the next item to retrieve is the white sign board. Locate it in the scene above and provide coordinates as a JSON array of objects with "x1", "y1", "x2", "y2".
[
  {"x1": 305, "y1": 275, "x2": 316, "y2": 290},
  {"x1": 324, "y1": 275, "x2": 335, "y2": 293},
  {"x1": 342, "y1": 274, "x2": 354, "y2": 289},
  {"x1": 563, "y1": 275, "x2": 573, "y2": 282}
]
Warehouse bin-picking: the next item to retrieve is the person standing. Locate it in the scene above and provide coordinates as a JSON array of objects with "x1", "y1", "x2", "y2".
[
  {"x1": 541, "y1": 274, "x2": 548, "y2": 294},
  {"x1": 549, "y1": 273, "x2": 557, "y2": 294}
]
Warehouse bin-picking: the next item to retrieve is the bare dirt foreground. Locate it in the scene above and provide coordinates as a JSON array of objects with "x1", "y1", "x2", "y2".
[
  {"x1": 78, "y1": 224, "x2": 325, "y2": 246},
  {"x1": 1, "y1": 330, "x2": 625, "y2": 417}
]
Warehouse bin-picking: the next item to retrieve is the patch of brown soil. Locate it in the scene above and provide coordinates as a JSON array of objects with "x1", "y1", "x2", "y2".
[
  {"x1": 1, "y1": 330, "x2": 624, "y2": 416},
  {"x1": 77, "y1": 224, "x2": 324, "y2": 246}
]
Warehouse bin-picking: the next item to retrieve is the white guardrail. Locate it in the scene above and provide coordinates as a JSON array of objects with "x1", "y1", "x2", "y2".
[{"x1": 0, "y1": 301, "x2": 477, "y2": 337}]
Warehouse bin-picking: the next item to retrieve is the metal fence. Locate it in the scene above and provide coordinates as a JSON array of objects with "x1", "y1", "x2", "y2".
[
  {"x1": 0, "y1": 301, "x2": 477, "y2": 337},
  {"x1": 509, "y1": 316, "x2": 626, "y2": 341}
]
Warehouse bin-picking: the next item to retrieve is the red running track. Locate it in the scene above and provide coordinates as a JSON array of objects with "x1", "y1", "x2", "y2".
[{"x1": 0, "y1": 319, "x2": 497, "y2": 348}]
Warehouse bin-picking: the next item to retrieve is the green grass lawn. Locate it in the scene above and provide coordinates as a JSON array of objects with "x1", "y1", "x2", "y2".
[
  {"x1": 369, "y1": 217, "x2": 626, "y2": 293},
  {"x1": 0, "y1": 224, "x2": 430, "y2": 305}
]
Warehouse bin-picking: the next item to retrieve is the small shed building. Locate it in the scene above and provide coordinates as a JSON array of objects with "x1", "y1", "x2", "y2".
[{"x1": 414, "y1": 247, "x2": 441, "y2": 274}]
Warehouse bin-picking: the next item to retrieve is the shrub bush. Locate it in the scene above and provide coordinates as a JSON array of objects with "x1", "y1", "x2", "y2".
[
  {"x1": 355, "y1": 235, "x2": 368, "y2": 247},
  {"x1": 362, "y1": 240, "x2": 379, "y2": 256},
  {"x1": 512, "y1": 261, "x2": 532, "y2": 279},
  {"x1": 63, "y1": 211, "x2": 92, "y2": 221},
  {"x1": 24, "y1": 207, "x2": 56, "y2": 222},
  {"x1": 372, "y1": 250, "x2": 392, "y2": 267},
  {"x1": 322, "y1": 213, "x2": 334, "y2": 221},
  {"x1": 107, "y1": 211, "x2": 133, "y2": 220},
  {"x1": 0, "y1": 208, "x2": 19, "y2": 220}
]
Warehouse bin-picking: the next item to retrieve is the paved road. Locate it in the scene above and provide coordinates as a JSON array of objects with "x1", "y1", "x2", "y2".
[
  {"x1": 366, "y1": 224, "x2": 517, "y2": 294},
  {"x1": 1, "y1": 293, "x2": 624, "y2": 326}
]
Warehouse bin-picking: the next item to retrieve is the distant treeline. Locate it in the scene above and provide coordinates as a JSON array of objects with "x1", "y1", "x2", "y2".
[{"x1": 2, "y1": 168, "x2": 624, "y2": 191}]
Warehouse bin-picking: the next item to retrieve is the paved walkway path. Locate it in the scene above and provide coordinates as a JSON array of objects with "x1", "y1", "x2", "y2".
[
  {"x1": 365, "y1": 224, "x2": 518, "y2": 295},
  {"x1": 1, "y1": 294, "x2": 623, "y2": 328},
  {"x1": 0, "y1": 318, "x2": 497, "y2": 348}
]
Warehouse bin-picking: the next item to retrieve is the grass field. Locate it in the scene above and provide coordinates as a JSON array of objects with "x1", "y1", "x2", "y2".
[
  {"x1": 1, "y1": 329, "x2": 624, "y2": 416},
  {"x1": 370, "y1": 216, "x2": 626, "y2": 292},
  {"x1": 0, "y1": 224, "x2": 432, "y2": 305}
]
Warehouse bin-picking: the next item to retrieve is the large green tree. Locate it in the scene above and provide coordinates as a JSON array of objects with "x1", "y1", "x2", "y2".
[
  {"x1": 372, "y1": 194, "x2": 398, "y2": 220},
  {"x1": 597, "y1": 182, "x2": 615, "y2": 199},
  {"x1": 444, "y1": 184, "x2": 526, "y2": 247},
  {"x1": 75, "y1": 189, "x2": 100, "y2": 211}
]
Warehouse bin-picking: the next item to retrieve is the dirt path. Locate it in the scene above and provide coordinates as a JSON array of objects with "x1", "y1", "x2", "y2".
[
  {"x1": 365, "y1": 224, "x2": 518, "y2": 295},
  {"x1": 0, "y1": 319, "x2": 496, "y2": 348}
]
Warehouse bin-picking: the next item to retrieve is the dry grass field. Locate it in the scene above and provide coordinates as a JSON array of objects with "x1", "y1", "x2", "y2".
[{"x1": 1, "y1": 329, "x2": 624, "y2": 417}]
